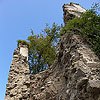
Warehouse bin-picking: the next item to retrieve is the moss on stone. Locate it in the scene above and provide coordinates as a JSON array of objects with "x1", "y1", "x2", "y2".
[{"x1": 17, "y1": 40, "x2": 29, "y2": 47}]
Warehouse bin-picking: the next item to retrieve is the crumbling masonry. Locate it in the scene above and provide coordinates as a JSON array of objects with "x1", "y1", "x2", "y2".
[
  {"x1": 5, "y1": 3, "x2": 100, "y2": 100},
  {"x1": 5, "y1": 43, "x2": 30, "y2": 100}
]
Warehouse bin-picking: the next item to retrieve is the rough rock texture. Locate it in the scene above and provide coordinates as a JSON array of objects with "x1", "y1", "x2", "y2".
[
  {"x1": 5, "y1": 43, "x2": 30, "y2": 100},
  {"x1": 63, "y1": 2, "x2": 86, "y2": 22},
  {"x1": 5, "y1": 3, "x2": 100, "y2": 100},
  {"x1": 6, "y1": 33, "x2": 100, "y2": 100},
  {"x1": 19, "y1": 42, "x2": 29, "y2": 60},
  {"x1": 30, "y1": 33, "x2": 100, "y2": 100}
]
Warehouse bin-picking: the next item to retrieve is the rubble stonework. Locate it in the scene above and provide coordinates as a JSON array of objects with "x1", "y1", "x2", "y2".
[
  {"x1": 19, "y1": 42, "x2": 29, "y2": 60},
  {"x1": 30, "y1": 33, "x2": 100, "y2": 100},
  {"x1": 5, "y1": 3, "x2": 100, "y2": 100},
  {"x1": 5, "y1": 43, "x2": 30, "y2": 100},
  {"x1": 63, "y1": 2, "x2": 86, "y2": 23}
]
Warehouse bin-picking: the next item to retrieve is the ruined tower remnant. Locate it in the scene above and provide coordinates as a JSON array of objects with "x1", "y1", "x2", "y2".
[
  {"x1": 5, "y1": 42, "x2": 30, "y2": 100},
  {"x1": 5, "y1": 2, "x2": 100, "y2": 100},
  {"x1": 19, "y1": 42, "x2": 29, "y2": 60},
  {"x1": 63, "y1": 2, "x2": 86, "y2": 22}
]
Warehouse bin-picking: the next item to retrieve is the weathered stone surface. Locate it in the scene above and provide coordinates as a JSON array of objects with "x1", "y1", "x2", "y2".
[
  {"x1": 19, "y1": 42, "x2": 29, "y2": 60},
  {"x1": 5, "y1": 33, "x2": 100, "y2": 100},
  {"x1": 63, "y1": 2, "x2": 86, "y2": 22},
  {"x1": 5, "y1": 43, "x2": 30, "y2": 100},
  {"x1": 5, "y1": 3, "x2": 100, "y2": 100},
  {"x1": 29, "y1": 33, "x2": 100, "y2": 100}
]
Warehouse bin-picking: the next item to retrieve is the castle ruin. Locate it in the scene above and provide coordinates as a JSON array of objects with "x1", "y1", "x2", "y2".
[{"x1": 5, "y1": 3, "x2": 100, "y2": 100}]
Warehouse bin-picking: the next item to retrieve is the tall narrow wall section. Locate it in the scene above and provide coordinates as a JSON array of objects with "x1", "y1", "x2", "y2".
[{"x1": 5, "y1": 43, "x2": 30, "y2": 100}]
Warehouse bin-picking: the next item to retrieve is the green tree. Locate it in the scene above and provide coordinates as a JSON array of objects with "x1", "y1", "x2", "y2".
[
  {"x1": 91, "y1": 2, "x2": 100, "y2": 14},
  {"x1": 28, "y1": 23, "x2": 60, "y2": 74}
]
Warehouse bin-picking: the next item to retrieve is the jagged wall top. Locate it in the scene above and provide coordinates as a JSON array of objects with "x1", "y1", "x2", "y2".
[
  {"x1": 18, "y1": 43, "x2": 28, "y2": 60},
  {"x1": 13, "y1": 42, "x2": 29, "y2": 60},
  {"x1": 63, "y1": 2, "x2": 86, "y2": 22}
]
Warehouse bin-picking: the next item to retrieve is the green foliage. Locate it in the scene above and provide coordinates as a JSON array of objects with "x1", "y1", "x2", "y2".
[
  {"x1": 28, "y1": 23, "x2": 60, "y2": 74},
  {"x1": 43, "y1": 23, "x2": 61, "y2": 44},
  {"x1": 17, "y1": 40, "x2": 29, "y2": 47},
  {"x1": 91, "y1": 2, "x2": 100, "y2": 14},
  {"x1": 61, "y1": 9, "x2": 100, "y2": 57},
  {"x1": 17, "y1": 3, "x2": 100, "y2": 74}
]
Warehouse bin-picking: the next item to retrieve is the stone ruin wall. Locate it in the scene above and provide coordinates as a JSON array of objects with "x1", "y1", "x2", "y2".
[
  {"x1": 19, "y1": 43, "x2": 29, "y2": 61},
  {"x1": 30, "y1": 33, "x2": 100, "y2": 100},
  {"x1": 63, "y1": 2, "x2": 86, "y2": 22},
  {"x1": 5, "y1": 43, "x2": 30, "y2": 100},
  {"x1": 5, "y1": 2, "x2": 100, "y2": 100}
]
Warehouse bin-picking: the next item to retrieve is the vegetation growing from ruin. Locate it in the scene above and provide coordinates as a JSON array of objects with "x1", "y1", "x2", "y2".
[
  {"x1": 17, "y1": 3, "x2": 100, "y2": 74},
  {"x1": 17, "y1": 40, "x2": 29, "y2": 47},
  {"x1": 61, "y1": 3, "x2": 100, "y2": 57},
  {"x1": 28, "y1": 23, "x2": 60, "y2": 74}
]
